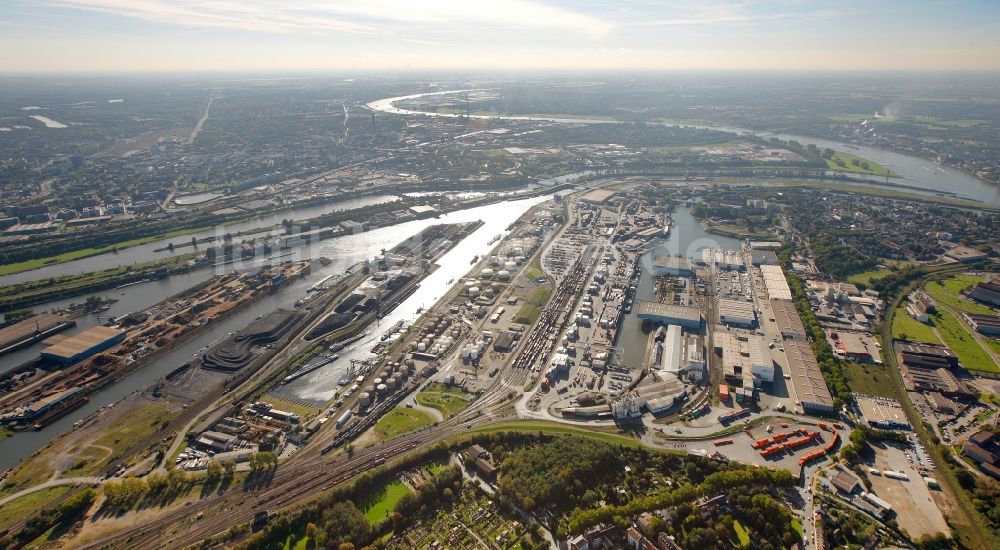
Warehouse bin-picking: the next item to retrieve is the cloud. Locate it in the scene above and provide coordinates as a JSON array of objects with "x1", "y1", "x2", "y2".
[{"x1": 33, "y1": 0, "x2": 613, "y2": 37}]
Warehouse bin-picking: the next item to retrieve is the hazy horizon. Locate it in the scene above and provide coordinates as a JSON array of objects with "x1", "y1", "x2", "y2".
[{"x1": 2, "y1": 0, "x2": 999, "y2": 73}]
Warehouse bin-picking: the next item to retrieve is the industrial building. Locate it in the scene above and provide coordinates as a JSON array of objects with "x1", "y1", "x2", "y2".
[
  {"x1": 750, "y1": 250, "x2": 779, "y2": 266},
  {"x1": 963, "y1": 430, "x2": 1000, "y2": 480},
  {"x1": 651, "y1": 256, "x2": 695, "y2": 277},
  {"x1": 944, "y1": 244, "x2": 987, "y2": 263},
  {"x1": 701, "y1": 248, "x2": 744, "y2": 271},
  {"x1": 899, "y1": 363, "x2": 974, "y2": 397},
  {"x1": 715, "y1": 330, "x2": 773, "y2": 385},
  {"x1": 770, "y1": 298, "x2": 807, "y2": 340},
  {"x1": 968, "y1": 279, "x2": 1000, "y2": 307},
  {"x1": 749, "y1": 241, "x2": 782, "y2": 250},
  {"x1": 783, "y1": 339, "x2": 835, "y2": 413},
  {"x1": 963, "y1": 312, "x2": 1000, "y2": 336},
  {"x1": 896, "y1": 342, "x2": 958, "y2": 369},
  {"x1": 855, "y1": 395, "x2": 910, "y2": 430},
  {"x1": 658, "y1": 325, "x2": 704, "y2": 374},
  {"x1": 0, "y1": 314, "x2": 76, "y2": 356},
  {"x1": 636, "y1": 302, "x2": 701, "y2": 329},
  {"x1": 41, "y1": 325, "x2": 125, "y2": 364},
  {"x1": 718, "y1": 299, "x2": 756, "y2": 327},
  {"x1": 760, "y1": 265, "x2": 792, "y2": 300},
  {"x1": 578, "y1": 188, "x2": 618, "y2": 205}
]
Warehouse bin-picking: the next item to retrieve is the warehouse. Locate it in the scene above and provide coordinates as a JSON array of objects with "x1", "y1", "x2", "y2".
[
  {"x1": 770, "y1": 298, "x2": 807, "y2": 340},
  {"x1": 579, "y1": 188, "x2": 617, "y2": 205},
  {"x1": 0, "y1": 314, "x2": 76, "y2": 356},
  {"x1": 716, "y1": 331, "x2": 772, "y2": 384},
  {"x1": 701, "y1": 248, "x2": 744, "y2": 271},
  {"x1": 855, "y1": 395, "x2": 909, "y2": 430},
  {"x1": 963, "y1": 312, "x2": 1000, "y2": 336},
  {"x1": 637, "y1": 302, "x2": 701, "y2": 329},
  {"x1": 760, "y1": 265, "x2": 792, "y2": 300},
  {"x1": 749, "y1": 241, "x2": 782, "y2": 250},
  {"x1": 896, "y1": 342, "x2": 958, "y2": 369},
  {"x1": 659, "y1": 325, "x2": 705, "y2": 374},
  {"x1": 41, "y1": 325, "x2": 125, "y2": 364},
  {"x1": 750, "y1": 250, "x2": 779, "y2": 266},
  {"x1": 652, "y1": 256, "x2": 695, "y2": 277},
  {"x1": 784, "y1": 339, "x2": 834, "y2": 414},
  {"x1": 718, "y1": 299, "x2": 756, "y2": 327}
]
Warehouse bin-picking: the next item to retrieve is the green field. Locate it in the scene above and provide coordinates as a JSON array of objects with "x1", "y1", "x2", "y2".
[
  {"x1": 825, "y1": 150, "x2": 894, "y2": 177},
  {"x1": 514, "y1": 287, "x2": 552, "y2": 324},
  {"x1": 0, "y1": 226, "x2": 211, "y2": 276},
  {"x1": 733, "y1": 519, "x2": 751, "y2": 547},
  {"x1": 0, "y1": 486, "x2": 70, "y2": 530},
  {"x1": 930, "y1": 309, "x2": 999, "y2": 374},
  {"x1": 361, "y1": 479, "x2": 412, "y2": 524},
  {"x1": 926, "y1": 275, "x2": 994, "y2": 315},
  {"x1": 891, "y1": 308, "x2": 940, "y2": 344},
  {"x1": 282, "y1": 535, "x2": 311, "y2": 550},
  {"x1": 375, "y1": 408, "x2": 436, "y2": 440},
  {"x1": 415, "y1": 383, "x2": 471, "y2": 420},
  {"x1": 846, "y1": 261, "x2": 915, "y2": 287},
  {"x1": 844, "y1": 361, "x2": 899, "y2": 400}
]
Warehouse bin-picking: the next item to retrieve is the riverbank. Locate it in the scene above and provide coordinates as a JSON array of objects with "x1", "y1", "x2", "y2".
[{"x1": 0, "y1": 253, "x2": 204, "y2": 313}]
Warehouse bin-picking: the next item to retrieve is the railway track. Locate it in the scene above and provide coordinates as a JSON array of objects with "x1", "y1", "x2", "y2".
[{"x1": 75, "y1": 201, "x2": 581, "y2": 548}]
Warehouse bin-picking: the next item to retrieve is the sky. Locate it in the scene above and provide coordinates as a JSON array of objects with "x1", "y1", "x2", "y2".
[{"x1": 1, "y1": 0, "x2": 999, "y2": 73}]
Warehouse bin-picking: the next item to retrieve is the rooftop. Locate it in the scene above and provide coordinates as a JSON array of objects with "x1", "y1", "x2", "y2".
[
  {"x1": 42, "y1": 325, "x2": 124, "y2": 360},
  {"x1": 783, "y1": 339, "x2": 834, "y2": 409},
  {"x1": 636, "y1": 302, "x2": 701, "y2": 323}
]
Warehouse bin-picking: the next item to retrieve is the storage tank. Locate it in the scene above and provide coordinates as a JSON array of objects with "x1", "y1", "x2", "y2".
[
  {"x1": 497, "y1": 270, "x2": 511, "y2": 281},
  {"x1": 372, "y1": 377, "x2": 383, "y2": 386},
  {"x1": 386, "y1": 377, "x2": 398, "y2": 389},
  {"x1": 365, "y1": 385, "x2": 376, "y2": 394},
  {"x1": 358, "y1": 393, "x2": 371, "y2": 407},
  {"x1": 376, "y1": 383, "x2": 388, "y2": 394},
  {"x1": 481, "y1": 268, "x2": 494, "y2": 278},
  {"x1": 504, "y1": 260, "x2": 517, "y2": 270},
  {"x1": 417, "y1": 342, "x2": 427, "y2": 352},
  {"x1": 469, "y1": 286, "x2": 480, "y2": 298}
]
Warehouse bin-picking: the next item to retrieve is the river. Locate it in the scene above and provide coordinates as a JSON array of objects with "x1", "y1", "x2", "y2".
[
  {"x1": 0, "y1": 189, "x2": 576, "y2": 469},
  {"x1": 367, "y1": 90, "x2": 1000, "y2": 206},
  {"x1": 0, "y1": 194, "x2": 401, "y2": 287}
]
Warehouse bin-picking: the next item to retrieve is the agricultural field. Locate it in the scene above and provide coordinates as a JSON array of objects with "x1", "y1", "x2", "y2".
[
  {"x1": 925, "y1": 275, "x2": 994, "y2": 315},
  {"x1": 374, "y1": 408, "x2": 436, "y2": 440},
  {"x1": 415, "y1": 383, "x2": 471, "y2": 420},
  {"x1": 929, "y1": 309, "x2": 999, "y2": 375}
]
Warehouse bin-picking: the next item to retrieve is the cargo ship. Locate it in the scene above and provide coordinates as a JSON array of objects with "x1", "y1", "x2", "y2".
[
  {"x1": 488, "y1": 233, "x2": 502, "y2": 245},
  {"x1": 32, "y1": 396, "x2": 89, "y2": 430},
  {"x1": 281, "y1": 354, "x2": 339, "y2": 385},
  {"x1": 380, "y1": 320, "x2": 406, "y2": 341}
]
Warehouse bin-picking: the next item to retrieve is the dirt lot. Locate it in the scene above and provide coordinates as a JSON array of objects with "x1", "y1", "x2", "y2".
[{"x1": 867, "y1": 443, "x2": 948, "y2": 540}]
